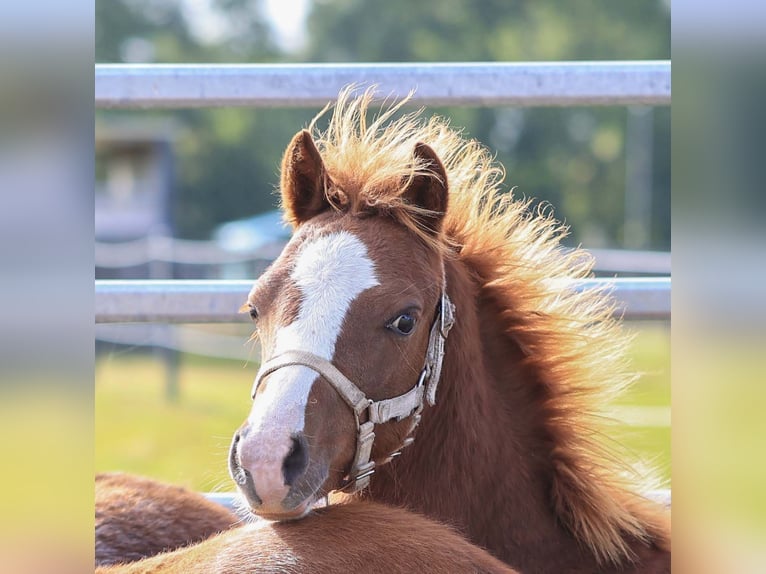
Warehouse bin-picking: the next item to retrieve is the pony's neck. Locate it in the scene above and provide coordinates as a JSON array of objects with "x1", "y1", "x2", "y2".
[{"x1": 366, "y1": 258, "x2": 663, "y2": 574}]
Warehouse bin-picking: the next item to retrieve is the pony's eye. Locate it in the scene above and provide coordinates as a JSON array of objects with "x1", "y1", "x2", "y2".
[
  {"x1": 249, "y1": 306, "x2": 259, "y2": 321},
  {"x1": 388, "y1": 313, "x2": 416, "y2": 336}
]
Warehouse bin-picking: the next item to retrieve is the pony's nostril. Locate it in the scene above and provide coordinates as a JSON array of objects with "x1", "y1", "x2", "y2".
[
  {"x1": 229, "y1": 432, "x2": 261, "y2": 507},
  {"x1": 228, "y1": 431, "x2": 244, "y2": 480},
  {"x1": 282, "y1": 433, "x2": 309, "y2": 487},
  {"x1": 238, "y1": 468, "x2": 262, "y2": 507}
]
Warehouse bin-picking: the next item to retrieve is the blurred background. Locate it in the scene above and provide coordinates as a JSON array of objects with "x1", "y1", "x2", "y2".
[
  {"x1": 15, "y1": 0, "x2": 766, "y2": 574},
  {"x1": 95, "y1": 0, "x2": 671, "y2": 494},
  {"x1": 9, "y1": 1, "x2": 766, "y2": 573},
  {"x1": 96, "y1": 0, "x2": 670, "y2": 247}
]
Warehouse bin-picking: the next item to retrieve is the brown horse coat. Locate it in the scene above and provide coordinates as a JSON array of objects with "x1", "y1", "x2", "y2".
[{"x1": 96, "y1": 473, "x2": 516, "y2": 574}]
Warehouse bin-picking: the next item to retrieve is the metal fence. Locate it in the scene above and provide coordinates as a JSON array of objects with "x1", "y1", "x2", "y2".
[
  {"x1": 95, "y1": 60, "x2": 671, "y2": 325},
  {"x1": 95, "y1": 277, "x2": 670, "y2": 323},
  {"x1": 95, "y1": 237, "x2": 670, "y2": 275},
  {"x1": 95, "y1": 60, "x2": 671, "y2": 507},
  {"x1": 96, "y1": 61, "x2": 670, "y2": 108}
]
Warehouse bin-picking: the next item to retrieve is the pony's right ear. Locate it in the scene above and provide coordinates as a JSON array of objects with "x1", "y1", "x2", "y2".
[{"x1": 280, "y1": 130, "x2": 330, "y2": 227}]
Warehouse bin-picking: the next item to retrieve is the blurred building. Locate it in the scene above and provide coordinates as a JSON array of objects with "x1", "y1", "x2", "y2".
[
  {"x1": 95, "y1": 120, "x2": 177, "y2": 279},
  {"x1": 95, "y1": 120, "x2": 176, "y2": 241}
]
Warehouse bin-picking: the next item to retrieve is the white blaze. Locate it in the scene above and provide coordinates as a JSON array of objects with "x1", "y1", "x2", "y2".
[{"x1": 248, "y1": 231, "x2": 379, "y2": 434}]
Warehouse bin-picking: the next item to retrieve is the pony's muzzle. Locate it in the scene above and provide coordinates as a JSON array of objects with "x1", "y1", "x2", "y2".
[{"x1": 228, "y1": 424, "x2": 313, "y2": 519}]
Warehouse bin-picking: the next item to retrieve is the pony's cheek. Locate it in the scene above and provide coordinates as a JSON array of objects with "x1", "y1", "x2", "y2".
[
  {"x1": 371, "y1": 418, "x2": 418, "y2": 463},
  {"x1": 312, "y1": 436, "x2": 355, "y2": 493},
  {"x1": 303, "y1": 383, "x2": 358, "y2": 490}
]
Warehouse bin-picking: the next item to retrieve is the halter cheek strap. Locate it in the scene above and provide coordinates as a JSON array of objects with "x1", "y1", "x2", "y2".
[
  {"x1": 424, "y1": 288, "x2": 456, "y2": 406},
  {"x1": 251, "y1": 289, "x2": 456, "y2": 493}
]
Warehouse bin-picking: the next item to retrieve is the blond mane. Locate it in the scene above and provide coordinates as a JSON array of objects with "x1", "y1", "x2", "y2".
[{"x1": 305, "y1": 87, "x2": 668, "y2": 565}]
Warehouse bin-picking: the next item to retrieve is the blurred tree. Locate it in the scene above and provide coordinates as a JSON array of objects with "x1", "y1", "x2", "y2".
[
  {"x1": 96, "y1": 0, "x2": 670, "y2": 248},
  {"x1": 305, "y1": 0, "x2": 670, "y2": 249},
  {"x1": 96, "y1": 1, "x2": 208, "y2": 64},
  {"x1": 96, "y1": 0, "x2": 315, "y2": 238}
]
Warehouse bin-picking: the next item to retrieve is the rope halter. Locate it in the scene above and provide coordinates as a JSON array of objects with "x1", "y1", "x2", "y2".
[{"x1": 251, "y1": 287, "x2": 456, "y2": 493}]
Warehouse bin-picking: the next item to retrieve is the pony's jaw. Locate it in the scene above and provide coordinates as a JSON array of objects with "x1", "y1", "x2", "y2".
[
  {"x1": 255, "y1": 496, "x2": 315, "y2": 522},
  {"x1": 232, "y1": 230, "x2": 379, "y2": 516}
]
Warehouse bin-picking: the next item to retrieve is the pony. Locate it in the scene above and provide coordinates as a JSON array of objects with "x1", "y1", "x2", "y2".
[
  {"x1": 96, "y1": 473, "x2": 239, "y2": 566},
  {"x1": 98, "y1": 87, "x2": 670, "y2": 573},
  {"x1": 96, "y1": 472, "x2": 516, "y2": 573}
]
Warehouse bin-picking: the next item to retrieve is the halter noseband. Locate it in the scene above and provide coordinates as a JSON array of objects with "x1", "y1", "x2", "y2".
[{"x1": 252, "y1": 287, "x2": 455, "y2": 493}]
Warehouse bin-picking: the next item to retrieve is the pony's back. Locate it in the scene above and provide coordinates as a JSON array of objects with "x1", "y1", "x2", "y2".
[
  {"x1": 96, "y1": 473, "x2": 516, "y2": 574},
  {"x1": 98, "y1": 502, "x2": 517, "y2": 574},
  {"x1": 96, "y1": 473, "x2": 238, "y2": 566}
]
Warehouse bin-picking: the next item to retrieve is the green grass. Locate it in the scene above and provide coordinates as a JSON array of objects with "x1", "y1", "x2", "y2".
[
  {"x1": 96, "y1": 353, "x2": 254, "y2": 492},
  {"x1": 95, "y1": 323, "x2": 670, "y2": 491}
]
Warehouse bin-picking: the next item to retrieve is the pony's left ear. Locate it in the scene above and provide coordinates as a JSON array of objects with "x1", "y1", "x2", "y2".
[
  {"x1": 280, "y1": 129, "x2": 331, "y2": 227},
  {"x1": 402, "y1": 142, "x2": 449, "y2": 235}
]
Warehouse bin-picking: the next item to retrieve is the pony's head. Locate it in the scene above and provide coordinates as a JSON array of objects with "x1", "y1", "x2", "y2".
[{"x1": 228, "y1": 103, "x2": 455, "y2": 520}]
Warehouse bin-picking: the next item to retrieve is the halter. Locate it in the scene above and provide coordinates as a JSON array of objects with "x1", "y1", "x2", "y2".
[{"x1": 252, "y1": 286, "x2": 455, "y2": 493}]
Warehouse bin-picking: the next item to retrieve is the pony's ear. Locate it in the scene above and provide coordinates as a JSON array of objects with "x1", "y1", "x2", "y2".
[
  {"x1": 280, "y1": 129, "x2": 330, "y2": 227},
  {"x1": 402, "y1": 142, "x2": 449, "y2": 235}
]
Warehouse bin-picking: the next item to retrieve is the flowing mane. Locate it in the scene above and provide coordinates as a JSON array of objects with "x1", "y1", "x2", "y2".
[{"x1": 301, "y1": 87, "x2": 668, "y2": 565}]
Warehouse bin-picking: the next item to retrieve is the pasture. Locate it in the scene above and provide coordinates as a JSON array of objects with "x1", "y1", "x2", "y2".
[{"x1": 95, "y1": 322, "x2": 670, "y2": 493}]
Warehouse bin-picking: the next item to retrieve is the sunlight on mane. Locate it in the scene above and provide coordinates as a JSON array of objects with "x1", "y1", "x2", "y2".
[{"x1": 301, "y1": 86, "x2": 669, "y2": 565}]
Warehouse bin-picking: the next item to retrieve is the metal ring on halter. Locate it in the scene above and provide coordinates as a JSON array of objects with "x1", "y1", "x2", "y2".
[
  {"x1": 355, "y1": 467, "x2": 376, "y2": 481},
  {"x1": 416, "y1": 367, "x2": 428, "y2": 388}
]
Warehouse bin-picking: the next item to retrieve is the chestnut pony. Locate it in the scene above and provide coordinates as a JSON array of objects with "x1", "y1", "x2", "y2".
[{"x1": 99, "y1": 88, "x2": 670, "y2": 573}]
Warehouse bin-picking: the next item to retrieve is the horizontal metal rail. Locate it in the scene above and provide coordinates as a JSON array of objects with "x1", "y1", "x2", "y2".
[
  {"x1": 95, "y1": 277, "x2": 670, "y2": 323},
  {"x1": 95, "y1": 61, "x2": 671, "y2": 109},
  {"x1": 95, "y1": 238, "x2": 670, "y2": 275},
  {"x1": 94, "y1": 236, "x2": 285, "y2": 267},
  {"x1": 587, "y1": 248, "x2": 671, "y2": 275},
  {"x1": 95, "y1": 324, "x2": 255, "y2": 361},
  {"x1": 205, "y1": 489, "x2": 671, "y2": 513}
]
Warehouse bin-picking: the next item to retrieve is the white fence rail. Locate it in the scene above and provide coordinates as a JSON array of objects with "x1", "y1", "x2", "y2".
[
  {"x1": 95, "y1": 237, "x2": 671, "y2": 275},
  {"x1": 204, "y1": 489, "x2": 671, "y2": 513},
  {"x1": 95, "y1": 278, "x2": 670, "y2": 323},
  {"x1": 95, "y1": 61, "x2": 671, "y2": 108},
  {"x1": 95, "y1": 237, "x2": 284, "y2": 267}
]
